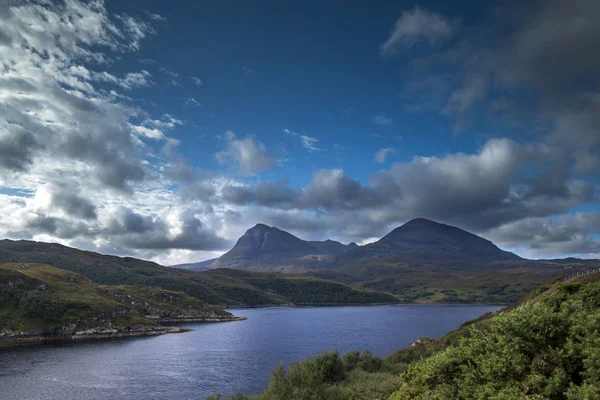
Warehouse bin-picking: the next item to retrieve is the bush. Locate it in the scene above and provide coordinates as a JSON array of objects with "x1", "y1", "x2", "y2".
[
  {"x1": 390, "y1": 281, "x2": 600, "y2": 400},
  {"x1": 19, "y1": 292, "x2": 71, "y2": 322}
]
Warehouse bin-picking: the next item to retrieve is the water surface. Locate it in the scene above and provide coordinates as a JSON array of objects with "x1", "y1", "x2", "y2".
[{"x1": 0, "y1": 304, "x2": 502, "y2": 399}]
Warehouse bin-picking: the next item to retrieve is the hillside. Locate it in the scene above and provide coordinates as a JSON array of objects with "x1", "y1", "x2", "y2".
[
  {"x1": 0, "y1": 240, "x2": 397, "y2": 307},
  {"x1": 0, "y1": 263, "x2": 242, "y2": 346},
  {"x1": 173, "y1": 258, "x2": 217, "y2": 271},
  {"x1": 203, "y1": 269, "x2": 398, "y2": 305},
  {"x1": 209, "y1": 272, "x2": 600, "y2": 400}
]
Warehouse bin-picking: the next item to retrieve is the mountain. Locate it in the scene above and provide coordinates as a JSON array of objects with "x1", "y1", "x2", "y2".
[
  {"x1": 206, "y1": 218, "x2": 599, "y2": 303},
  {"x1": 212, "y1": 218, "x2": 521, "y2": 272},
  {"x1": 0, "y1": 239, "x2": 395, "y2": 307},
  {"x1": 338, "y1": 218, "x2": 521, "y2": 264},
  {"x1": 211, "y1": 224, "x2": 350, "y2": 270}
]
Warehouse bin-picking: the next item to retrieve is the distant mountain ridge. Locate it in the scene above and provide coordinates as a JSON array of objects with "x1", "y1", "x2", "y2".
[
  {"x1": 343, "y1": 218, "x2": 521, "y2": 263},
  {"x1": 209, "y1": 218, "x2": 520, "y2": 271}
]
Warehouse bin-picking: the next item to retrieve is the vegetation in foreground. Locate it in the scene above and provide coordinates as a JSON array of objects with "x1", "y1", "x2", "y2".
[{"x1": 208, "y1": 274, "x2": 600, "y2": 400}]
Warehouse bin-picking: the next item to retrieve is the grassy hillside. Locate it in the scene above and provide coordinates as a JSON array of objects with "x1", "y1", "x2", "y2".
[
  {"x1": 310, "y1": 259, "x2": 576, "y2": 303},
  {"x1": 208, "y1": 273, "x2": 600, "y2": 400},
  {"x1": 203, "y1": 269, "x2": 399, "y2": 305},
  {"x1": 0, "y1": 240, "x2": 398, "y2": 306},
  {"x1": 0, "y1": 263, "x2": 241, "y2": 345}
]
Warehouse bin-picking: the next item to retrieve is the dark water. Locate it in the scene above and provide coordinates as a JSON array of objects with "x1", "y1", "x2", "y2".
[{"x1": 0, "y1": 304, "x2": 501, "y2": 399}]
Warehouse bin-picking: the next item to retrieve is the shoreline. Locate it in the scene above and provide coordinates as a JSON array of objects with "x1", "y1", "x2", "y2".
[
  {"x1": 224, "y1": 301, "x2": 509, "y2": 310},
  {"x1": 0, "y1": 316, "x2": 246, "y2": 348}
]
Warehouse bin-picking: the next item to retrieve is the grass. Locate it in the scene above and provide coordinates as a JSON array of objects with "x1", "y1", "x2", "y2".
[
  {"x1": 0, "y1": 240, "x2": 402, "y2": 306},
  {"x1": 0, "y1": 263, "x2": 240, "y2": 343}
]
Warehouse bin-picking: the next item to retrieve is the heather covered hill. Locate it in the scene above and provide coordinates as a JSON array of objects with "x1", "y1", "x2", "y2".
[
  {"x1": 0, "y1": 263, "x2": 241, "y2": 346},
  {"x1": 0, "y1": 239, "x2": 397, "y2": 307}
]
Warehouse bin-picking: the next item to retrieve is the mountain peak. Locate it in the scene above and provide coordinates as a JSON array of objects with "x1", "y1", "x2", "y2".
[
  {"x1": 251, "y1": 223, "x2": 272, "y2": 230},
  {"x1": 404, "y1": 217, "x2": 436, "y2": 225},
  {"x1": 371, "y1": 218, "x2": 521, "y2": 262}
]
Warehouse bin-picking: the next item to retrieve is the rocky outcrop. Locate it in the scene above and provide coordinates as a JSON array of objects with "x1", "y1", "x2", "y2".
[
  {"x1": 0, "y1": 324, "x2": 185, "y2": 345},
  {"x1": 104, "y1": 287, "x2": 244, "y2": 323}
]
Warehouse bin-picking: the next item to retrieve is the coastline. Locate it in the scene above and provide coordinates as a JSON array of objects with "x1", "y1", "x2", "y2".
[
  {"x1": 224, "y1": 301, "x2": 509, "y2": 310},
  {"x1": 0, "y1": 315, "x2": 246, "y2": 348}
]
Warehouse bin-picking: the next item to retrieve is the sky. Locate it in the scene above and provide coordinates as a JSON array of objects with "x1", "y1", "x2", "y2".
[{"x1": 0, "y1": 0, "x2": 598, "y2": 265}]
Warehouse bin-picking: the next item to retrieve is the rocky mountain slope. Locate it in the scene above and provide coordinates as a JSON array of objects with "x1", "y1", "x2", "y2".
[
  {"x1": 211, "y1": 224, "x2": 349, "y2": 270},
  {"x1": 209, "y1": 219, "x2": 521, "y2": 272}
]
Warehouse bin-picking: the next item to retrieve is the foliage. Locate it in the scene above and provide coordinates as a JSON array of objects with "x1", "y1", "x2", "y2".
[
  {"x1": 390, "y1": 279, "x2": 600, "y2": 400},
  {"x1": 0, "y1": 263, "x2": 236, "y2": 338},
  {"x1": 245, "y1": 276, "x2": 398, "y2": 304},
  {"x1": 18, "y1": 292, "x2": 75, "y2": 322}
]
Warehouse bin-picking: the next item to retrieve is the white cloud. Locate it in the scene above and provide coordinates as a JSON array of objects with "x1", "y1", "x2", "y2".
[
  {"x1": 381, "y1": 6, "x2": 458, "y2": 57},
  {"x1": 185, "y1": 97, "x2": 201, "y2": 107},
  {"x1": 159, "y1": 67, "x2": 181, "y2": 86},
  {"x1": 374, "y1": 148, "x2": 396, "y2": 163},
  {"x1": 191, "y1": 76, "x2": 203, "y2": 86},
  {"x1": 120, "y1": 70, "x2": 153, "y2": 89},
  {"x1": 145, "y1": 10, "x2": 166, "y2": 21},
  {"x1": 0, "y1": 0, "x2": 231, "y2": 263},
  {"x1": 283, "y1": 129, "x2": 322, "y2": 152},
  {"x1": 373, "y1": 114, "x2": 393, "y2": 126},
  {"x1": 215, "y1": 132, "x2": 276, "y2": 175}
]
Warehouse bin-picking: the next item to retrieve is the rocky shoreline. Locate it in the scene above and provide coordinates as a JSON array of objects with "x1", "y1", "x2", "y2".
[{"x1": 0, "y1": 316, "x2": 247, "y2": 347}]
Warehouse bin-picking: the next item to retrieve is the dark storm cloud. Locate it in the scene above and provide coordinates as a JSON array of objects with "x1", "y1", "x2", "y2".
[
  {"x1": 222, "y1": 170, "x2": 401, "y2": 212},
  {"x1": 0, "y1": 125, "x2": 41, "y2": 172},
  {"x1": 48, "y1": 182, "x2": 97, "y2": 220},
  {"x1": 222, "y1": 180, "x2": 297, "y2": 208},
  {"x1": 105, "y1": 208, "x2": 155, "y2": 235},
  {"x1": 26, "y1": 215, "x2": 92, "y2": 239},
  {"x1": 487, "y1": 213, "x2": 600, "y2": 256},
  {"x1": 119, "y1": 210, "x2": 229, "y2": 251}
]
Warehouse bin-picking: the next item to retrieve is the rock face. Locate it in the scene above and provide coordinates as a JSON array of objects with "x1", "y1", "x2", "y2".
[
  {"x1": 212, "y1": 224, "x2": 350, "y2": 269},
  {"x1": 104, "y1": 287, "x2": 242, "y2": 323},
  {"x1": 1, "y1": 323, "x2": 185, "y2": 346}
]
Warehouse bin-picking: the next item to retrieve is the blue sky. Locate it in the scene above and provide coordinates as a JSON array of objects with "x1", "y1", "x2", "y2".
[
  {"x1": 0, "y1": 0, "x2": 598, "y2": 264},
  {"x1": 111, "y1": 0, "x2": 504, "y2": 185}
]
